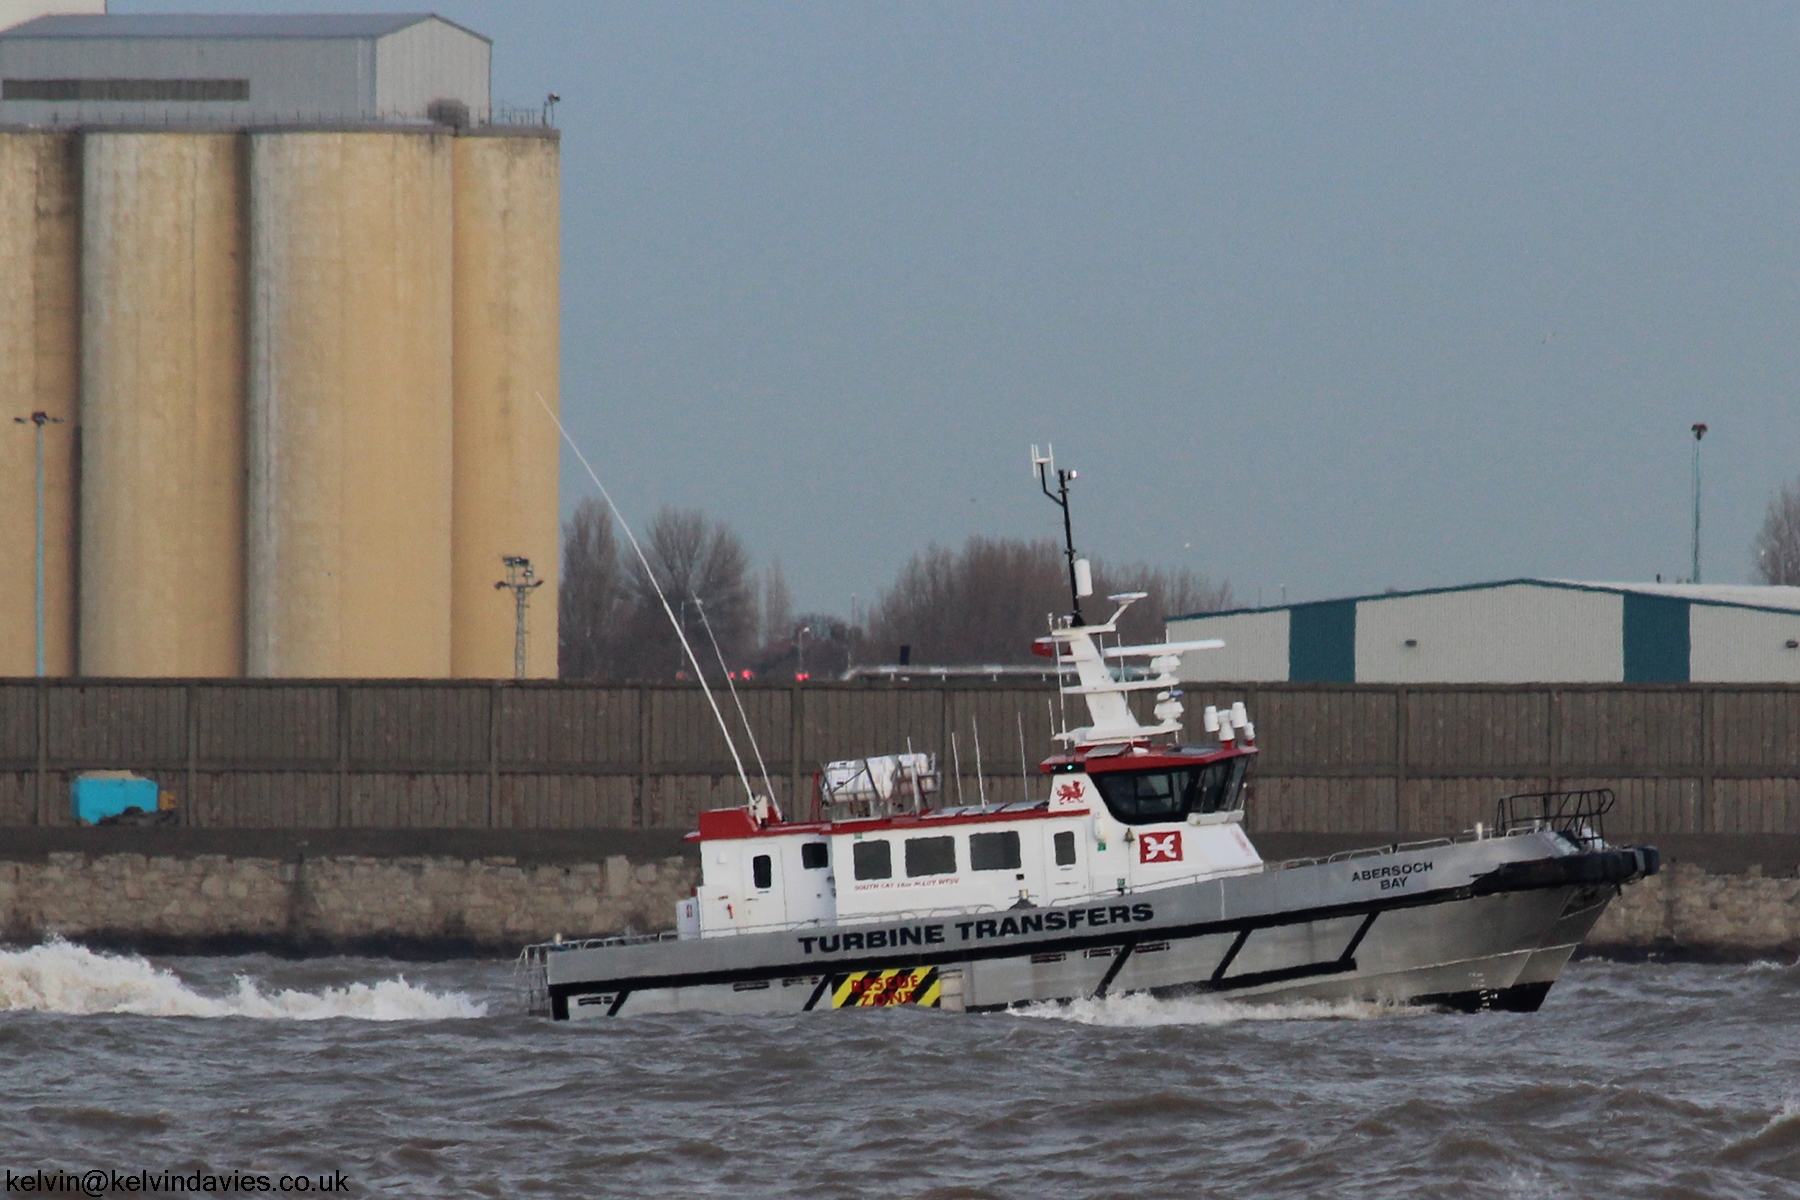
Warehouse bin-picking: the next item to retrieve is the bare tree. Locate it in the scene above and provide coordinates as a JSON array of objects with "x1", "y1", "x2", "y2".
[
  {"x1": 754, "y1": 612, "x2": 857, "y2": 680},
  {"x1": 558, "y1": 498, "x2": 623, "y2": 678},
  {"x1": 1754, "y1": 477, "x2": 1800, "y2": 585},
  {"x1": 865, "y1": 537, "x2": 1066, "y2": 664},
  {"x1": 865, "y1": 536, "x2": 1232, "y2": 665},
  {"x1": 614, "y1": 507, "x2": 755, "y2": 679}
]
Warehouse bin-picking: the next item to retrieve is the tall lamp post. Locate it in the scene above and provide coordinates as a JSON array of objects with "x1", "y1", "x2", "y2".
[
  {"x1": 11, "y1": 410, "x2": 63, "y2": 677},
  {"x1": 1690, "y1": 422, "x2": 1708, "y2": 584},
  {"x1": 494, "y1": 555, "x2": 543, "y2": 680}
]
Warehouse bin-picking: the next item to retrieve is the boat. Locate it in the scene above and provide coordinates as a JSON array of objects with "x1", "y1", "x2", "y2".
[{"x1": 522, "y1": 451, "x2": 1659, "y2": 1019}]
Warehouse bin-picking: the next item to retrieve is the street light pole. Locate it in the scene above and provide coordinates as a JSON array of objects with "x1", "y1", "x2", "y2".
[
  {"x1": 1691, "y1": 423, "x2": 1708, "y2": 585},
  {"x1": 12, "y1": 411, "x2": 63, "y2": 677}
]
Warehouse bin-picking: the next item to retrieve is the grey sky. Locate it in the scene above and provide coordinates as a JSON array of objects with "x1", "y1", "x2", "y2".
[{"x1": 123, "y1": 1, "x2": 1800, "y2": 615}]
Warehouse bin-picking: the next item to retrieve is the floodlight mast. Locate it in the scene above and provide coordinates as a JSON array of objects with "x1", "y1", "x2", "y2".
[
  {"x1": 1032, "y1": 444, "x2": 1084, "y2": 626},
  {"x1": 1690, "y1": 422, "x2": 1707, "y2": 585},
  {"x1": 12, "y1": 410, "x2": 62, "y2": 677},
  {"x1": 495, "y1": 555, "x2": 544, "y2": 679}
]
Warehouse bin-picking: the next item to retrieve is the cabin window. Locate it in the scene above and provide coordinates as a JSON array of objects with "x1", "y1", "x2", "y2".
[
  {"x1": 852, "y1": 840, "x2": 892, "y2": 880},
  {"x1": 752, "y1": 855, "x2": 773, "y2": 890},
  {"x1": 1091, "y1": 757, "x2": 1251, "y2": 825},
  {"x1": 1054, "y1": 830, "x2": 1077, "y2": 866},
  {"x1": 904, "y1": 836, "x2": 957, "y2": 877},
  {"x1": 801, "y1": 842, "x2": 829, "y2": 870},
  {"x1": 969, "y1": 830, "x2": 1021, "y2": 871}
]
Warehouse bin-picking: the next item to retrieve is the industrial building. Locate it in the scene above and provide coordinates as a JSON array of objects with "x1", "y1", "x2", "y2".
[
  {"x1": 1167, "y1": 581, "x2": 1800, "y2": 684},
  {"x1": 0, "y1": 11, "x2": 488, "y2": 124},
  {"x1": 0, "y1": 10, "x2": 560, "y2": 680}
]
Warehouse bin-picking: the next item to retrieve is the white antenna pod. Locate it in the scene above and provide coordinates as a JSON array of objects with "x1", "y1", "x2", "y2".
[{"x1": 1073, "y1": 558, "x2": 1093, "y2": 598}]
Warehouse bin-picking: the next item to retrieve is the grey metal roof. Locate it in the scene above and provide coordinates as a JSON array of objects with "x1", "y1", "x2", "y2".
[
  {"x1": 0, "y1": 13, "x2": 488, "y2": 43},
  {"x1": 1169, "y1": 578, "x2": 1800, "y2": 623}
]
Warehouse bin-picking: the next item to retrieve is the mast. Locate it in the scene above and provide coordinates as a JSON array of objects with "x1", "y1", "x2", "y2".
[{"x1": 1032, "y1": 445, "x2": 1084, "y2": 626}]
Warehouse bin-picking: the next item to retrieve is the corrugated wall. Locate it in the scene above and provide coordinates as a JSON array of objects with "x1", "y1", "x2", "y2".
[
  {"x1": 245, "y1": 129, "x2": 455, "y2": 678},
  {"x1": 78, "y1": 131, "x2": 246, "y2": 677},
  {"x1": 0, "y1": 680, "x2": 1795, "y2": 834},
  {"x1": 448, "y1": 130, "x2": 560, "y2": 678},
  {"x1": 1691, "y1": 605, "x2": 1800, "y2": 682},
  {"x1": 1355, "y1": 584, "x2": 1623, "y2": 683},
  {"x1": 0, "y1": 130, "x2": 80, "y2": 677}
]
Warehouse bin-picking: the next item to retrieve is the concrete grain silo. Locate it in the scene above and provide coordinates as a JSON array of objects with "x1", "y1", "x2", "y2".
[
  {"x1": 78, "y1": 130, "x2": 246, "y2": 677},
  {"x1": 0, "y1": 128, "x2": 79, "y2": 676},
  {"x1": 449, "y1": 129, "x2": 561, "y2": 678},
  {"x1": 2, "y1": 13, "x2": 559, "y2": 682},
  {"x1": 245, "y1": 128, "x2": 456, "y2": 678}
]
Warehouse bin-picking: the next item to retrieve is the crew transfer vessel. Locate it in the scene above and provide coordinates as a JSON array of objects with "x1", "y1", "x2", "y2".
[{"x1": 522, "y1": 454, "x2": 1658, "y2": 1018}]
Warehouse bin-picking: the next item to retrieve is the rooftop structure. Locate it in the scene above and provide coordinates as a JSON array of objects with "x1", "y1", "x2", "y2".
[{"x1": 0, "y1": 12, "x2": 489, "y2": 125}]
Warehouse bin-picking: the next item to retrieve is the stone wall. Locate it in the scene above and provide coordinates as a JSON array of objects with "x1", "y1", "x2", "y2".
[
  {"x1": 0, "y1": 851, "x2": 700, "y2": 955},
  {"x1": 0, "y1": 846, "x2": 1795, "y2": 960},
  {"x1": 1588, "y1": 863, "x2": 1800, "y2": 960}
]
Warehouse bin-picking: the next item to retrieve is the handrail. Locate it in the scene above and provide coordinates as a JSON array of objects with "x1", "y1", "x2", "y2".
[{"x1": 1494, "y1": 788, "x2": 1614, "y2": 850}]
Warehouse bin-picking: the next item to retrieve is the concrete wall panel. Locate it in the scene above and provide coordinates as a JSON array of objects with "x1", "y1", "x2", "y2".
[
  {"x1": 79, "y1": 131, "x2": 246, "y2": 677},
  {"x1": 449, "y1": 132, "x2": 560, "y2": 678},
  {"x1": 247, "y1": 129, "x2": 454, "y2": 678},
  {"x1": 0, "y1": 130, "x2": 79, "y2": 677}
]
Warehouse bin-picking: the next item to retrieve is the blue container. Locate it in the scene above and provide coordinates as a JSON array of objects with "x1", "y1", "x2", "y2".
[{"x1": 71, "y1": 775, "x2": 160, "y2": 824}]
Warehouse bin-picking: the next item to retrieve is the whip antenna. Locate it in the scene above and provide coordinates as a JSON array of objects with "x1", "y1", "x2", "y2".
[
  {"x1": 694, "y1": 597, "x2": 777, "y2": 807},
  {"x1": 535, "y1": 393, "x2": 756, "y2": 807}
]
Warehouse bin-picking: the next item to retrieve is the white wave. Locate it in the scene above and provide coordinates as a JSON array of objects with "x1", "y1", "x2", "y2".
[
  {"x1": 1011, "y1": 990, "x2": 1406, "y2": 1027},
  {"x1": 1740, "y1": 958, "x2": 1799, "y2": 973},
  {"x1": 0, "y1": 940, "x2": 485, "y2": 1020},
  {"x1": 1728, "y1": 1097, "x2": 1800, "y2": 1151}
]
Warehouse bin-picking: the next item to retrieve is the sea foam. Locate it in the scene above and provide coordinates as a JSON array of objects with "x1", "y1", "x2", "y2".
[
  {"x1": 0, "y1": 940, "x2": 485, "y2": 1020},
  {"x1": 1011, "y1": 989, "x2": 1406, "y2": 1027}
]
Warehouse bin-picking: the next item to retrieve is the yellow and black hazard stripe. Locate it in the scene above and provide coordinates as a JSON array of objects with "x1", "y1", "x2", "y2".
[{"x1": 829, "y1": 966, "x2": 940, "y2": 1008}]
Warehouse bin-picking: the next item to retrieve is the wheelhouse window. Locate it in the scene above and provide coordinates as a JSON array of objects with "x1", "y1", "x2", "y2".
[
  {"x1": 1053, "y1": 830, "x2": 1077, "y2": 865},
  {"x1": 904, "y1": 836, "x2": 957, "y2": 877},
  {"x1": 852, "y1": 840, "x2": 892, "y2": 880},
  {"x1": 1090, "y1": 757, "x2": 1250, "y2": 825},
  {"x1": 969, "y1": 830, "x2": 1021, "y2": 871},
  {"x1": 801, "y1": 842, "x2": 829, "y2": 870},
  {"x1": 752, "y1": 855, "x2": 773, "y2": 890}
]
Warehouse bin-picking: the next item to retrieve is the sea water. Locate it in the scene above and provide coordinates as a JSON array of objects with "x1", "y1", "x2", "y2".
[{"x1": 1, "y1": 942, "x2": 1796, "y2": 1198}]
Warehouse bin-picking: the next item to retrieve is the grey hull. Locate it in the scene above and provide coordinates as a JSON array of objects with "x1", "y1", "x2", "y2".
[{"x1": 534, "y1": 832, "x2": 1656, "y2": 1019}]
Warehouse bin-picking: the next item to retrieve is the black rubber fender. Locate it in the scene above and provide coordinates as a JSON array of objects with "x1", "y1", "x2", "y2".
[{"x1": 1471, "y1": 846, "x2": 1658, "y2": 896}]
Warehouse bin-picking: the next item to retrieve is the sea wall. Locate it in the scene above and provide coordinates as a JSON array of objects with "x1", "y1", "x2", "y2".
[
  {"x1": 0, "y1": 836, "x2": 1795, "y2": 959},
  {"x1": 1587, "y1": 862, "x2": 1800, "y2": 960},
  {"x1": 0, "y1": 850, "x2": 700, "y2": 955}
]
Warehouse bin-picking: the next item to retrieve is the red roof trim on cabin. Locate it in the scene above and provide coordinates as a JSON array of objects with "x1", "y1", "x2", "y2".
[{"x1": 1037, "y1": 744, "x2": 1258, "y2": 775}]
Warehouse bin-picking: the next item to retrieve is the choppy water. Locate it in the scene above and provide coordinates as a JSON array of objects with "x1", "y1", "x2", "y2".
[{"x1": 1, "y1": 942, "x2": 1796, "y2": 1198}]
